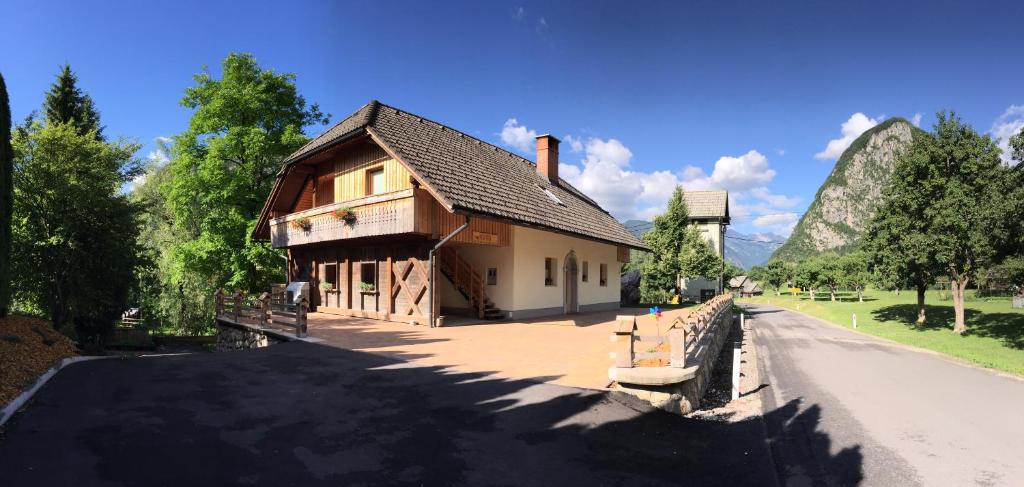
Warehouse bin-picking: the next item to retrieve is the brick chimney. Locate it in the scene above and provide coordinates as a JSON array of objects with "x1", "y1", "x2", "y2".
[{"x1": 536, "y1": 134, "x2": 560, "y2": 184}]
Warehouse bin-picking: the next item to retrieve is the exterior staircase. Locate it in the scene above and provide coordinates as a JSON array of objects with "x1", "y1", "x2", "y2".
[{"x1": 437, "y1": 247, "x2": 504, "y2": 320}]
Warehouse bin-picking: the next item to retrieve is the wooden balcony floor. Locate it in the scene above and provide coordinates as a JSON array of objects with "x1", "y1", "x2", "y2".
[{"x1": 305, "y1": 306, "x2": 695, "y2": 390}]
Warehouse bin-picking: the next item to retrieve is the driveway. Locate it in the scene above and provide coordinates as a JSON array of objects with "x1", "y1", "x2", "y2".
[
  {"x1": 745, "y1": 303, "x2": 1024, "y2": 486},
  {"x1": 306, "y1": 307, "x2": 692, "y2": 389},
  {"x1": 0, "y1": 341, "x2": 776, "y2": 486}
]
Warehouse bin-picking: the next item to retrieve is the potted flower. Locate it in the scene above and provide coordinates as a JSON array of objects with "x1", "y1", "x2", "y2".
[
  {"x1": 359, "y1": 282, "x2": 376, "y2": 293},
  {"x1": 333, "y1": 206, "x2": 357, "y2": 224},
  {"x1": 319, "y1": 281, "x2": 334, "y2": 292},
  {"x1": 290, "y1": 216, "x2": 312, "y2": 231}
]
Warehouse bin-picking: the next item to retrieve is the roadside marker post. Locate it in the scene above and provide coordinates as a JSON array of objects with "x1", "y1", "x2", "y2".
[
  {"x1": 731, "y1": 341, "x2": 741, "y2": 401},
  {"x1": 740, "y1": 312, "x2": 745, "y2": 329},
  {"x1": 852, "y1": 313, "x2": 857, "y2": 329}
]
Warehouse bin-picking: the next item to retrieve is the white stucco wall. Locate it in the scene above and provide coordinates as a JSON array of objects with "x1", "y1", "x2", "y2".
[
  {"x1": 510, "y1": 226, "x2": 621, "y2": 313},
  {"x1": 437, "y1": 224, "x2": 623, "y2": 317},
  {"x1": 680, "y1": 220, "x2": 726, "y2": 298}
]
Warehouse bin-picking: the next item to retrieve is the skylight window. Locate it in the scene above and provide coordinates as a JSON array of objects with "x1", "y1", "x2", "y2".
[{"x1": 540, "y1": 185, "x2": 564, "y2": 206}]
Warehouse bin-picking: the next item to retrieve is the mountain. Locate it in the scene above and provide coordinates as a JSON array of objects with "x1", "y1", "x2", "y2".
[
  {"x1": 771, "y1": 117, "x2": 918, "y2": 262},
  {"x1": 724, "y1": 229, "x2": 785, "y2": 269},
  {"x1": 622, "y1": 219, "x2": 782, "y2": 270}
]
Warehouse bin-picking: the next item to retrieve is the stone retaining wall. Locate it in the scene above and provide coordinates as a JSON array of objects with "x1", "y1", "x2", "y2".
[
  {"x1": 215, "y1": 319, "x2": 287, "y2": 351},
  {"x1": 611, "y1": 305, "x2": 735, "y2": 414}
]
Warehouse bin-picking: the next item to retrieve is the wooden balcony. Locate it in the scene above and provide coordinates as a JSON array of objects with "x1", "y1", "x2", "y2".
[{"x1": 270, "y1": 188, "x2": 432, "y2": 248}]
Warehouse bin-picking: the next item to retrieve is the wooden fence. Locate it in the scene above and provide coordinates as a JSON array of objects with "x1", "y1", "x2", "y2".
[
  {"x1": 215, "y1": 289, "x2": 308, "y2": 338},
  {"x1": 611, "y1": 294, "x2": 733, "y2": 369}
]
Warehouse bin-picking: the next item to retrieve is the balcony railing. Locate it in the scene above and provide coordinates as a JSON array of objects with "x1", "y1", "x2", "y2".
[{"x1": 270, "y1": 188, "x2": 430, "y2": 247}]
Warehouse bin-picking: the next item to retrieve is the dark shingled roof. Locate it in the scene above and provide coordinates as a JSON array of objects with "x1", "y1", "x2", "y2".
[{"x1": 281, "y1": 100, "x2": 647, "y2": 250}]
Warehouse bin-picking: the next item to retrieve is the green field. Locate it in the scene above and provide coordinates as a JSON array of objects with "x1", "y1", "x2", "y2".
[{"x1": 739, "y1": 290, "x2": 1024, "y2": 376}]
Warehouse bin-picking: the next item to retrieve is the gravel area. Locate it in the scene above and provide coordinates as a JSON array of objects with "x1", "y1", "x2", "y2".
[{"x1": 687, "y1": 310, "x2": 764, "y2": 422}]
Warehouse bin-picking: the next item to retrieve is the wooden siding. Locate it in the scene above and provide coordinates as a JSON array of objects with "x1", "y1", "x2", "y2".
[
  {"x1": 291, "y1": 242, "x2": 432, "y2": 322},
  {"x1": 315, "y1": 163, "x2": 334, "y2": 207},
  {"x1": 293, "y1": 177, "x2": 315, "y2": 213},
  {"x1": 331, "y1": 141, "x2": 413, "y2": 202},
  {"x1": 617, "y1": 245, "x2": 631, "y2": 263},
  {"x1": 432, "y1": 200, "x2": 511, "y2": 246}
]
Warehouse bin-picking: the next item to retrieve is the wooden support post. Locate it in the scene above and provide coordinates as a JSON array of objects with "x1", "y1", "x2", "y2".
[
  {"x1": 295, "y1": 295, "x2": 308, "y2": 338},
  {"x1": 611, "y1": 315, "x2": 637, "y2": 368},
  {"x1": 232, "y1": 290, "x2": 242, "y2": 323},
  {"x1": 258, "y1": 292, "x2": 271, "y2": 328},
  {"x1": 215, "y1": 289, "x2": 225, "y2": 317},
  {"x1": 385, "y1": 255, "x2": 393, "y2": 318}
]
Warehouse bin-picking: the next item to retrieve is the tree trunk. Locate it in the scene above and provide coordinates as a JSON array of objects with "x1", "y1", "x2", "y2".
[
  {"x1": 858, "y1": 290, "x2": 863, "y2": 302},
  {"x1": 952, "y1": 279, "x2": 968, "y2": 335},
  {"x1": 915, "y1": 283, "x2": 927, "y2": 325},
  {"x1": 830, "y1": 290, "x2": 835, "y2": 301}
]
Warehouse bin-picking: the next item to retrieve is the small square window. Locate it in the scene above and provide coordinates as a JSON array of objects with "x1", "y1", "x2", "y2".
[
  {"x1": 324, "y1": 264, "x2": 338, "y2": 290},
  {"x1": 487, "y1": 268, "x2": 497, "y2": 286},
  {"x1": 366, "y1": 168, "x2": 385, "y2": 195},
  {"x1": 360, "y1": 262, "x2": 377, "y2": 291},
  {"x1": 599, "y1": 263, "x2": 608, "y2": 287},
  {"x1": 544, "y1": 258, "x2": 556, "y2": 286},
  {"x1": 581, "y1": 261, "x2": 589, "y2": 282}
]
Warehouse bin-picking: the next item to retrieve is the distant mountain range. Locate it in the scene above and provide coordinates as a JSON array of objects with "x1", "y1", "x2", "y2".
[
  {"x1": 771, "y1": 117, "x2": 918, "y2": 261},
  {"x1": 622, "y1": 219, "x2": 783, "y2": 270}
]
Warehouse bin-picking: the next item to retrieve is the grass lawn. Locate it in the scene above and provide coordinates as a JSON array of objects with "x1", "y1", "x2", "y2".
[{"x1": 739, "y1": 290, "x2": 1024, "y2": 376}]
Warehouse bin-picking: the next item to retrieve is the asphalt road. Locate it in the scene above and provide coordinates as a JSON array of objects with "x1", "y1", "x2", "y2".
[
  {"x1": 0, "y1": 341, "x2": 777, "y2": 486},
  {"x1": 745, "y1": 303, "x2": 1024, "y2": 486}
]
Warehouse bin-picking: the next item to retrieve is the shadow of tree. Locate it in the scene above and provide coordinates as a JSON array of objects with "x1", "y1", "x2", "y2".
[
  {"x1": 872, "y1": 304, "x2": 1024, "y2": 349},
  {"x1": 763, "y1": 398, "x2": 864, "y2": 486},
  {"x1": 0, "y1": 338, "x2": 864, "y2": 486}
]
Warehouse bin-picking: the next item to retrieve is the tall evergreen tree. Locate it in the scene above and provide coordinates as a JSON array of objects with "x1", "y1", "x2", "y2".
[
  {"x1": 0, "y1": 72, "x2": 12, "y2": 317},
  {"x1": 639, "y1": 186, "x2": 690, "y2": 302},
  {"x1": 43, "y1": 64, "x2": 103, "y2": 139}
]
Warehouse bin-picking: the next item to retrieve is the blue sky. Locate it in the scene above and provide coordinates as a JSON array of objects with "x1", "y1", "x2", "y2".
[{"x1": 3, "y1": 0, "x2": 1023, "y2": 236}]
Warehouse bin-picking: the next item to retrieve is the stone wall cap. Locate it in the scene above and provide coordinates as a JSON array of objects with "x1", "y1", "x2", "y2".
[{"x1": 608, "y1": 365, "x2": 697, "y2": 385}]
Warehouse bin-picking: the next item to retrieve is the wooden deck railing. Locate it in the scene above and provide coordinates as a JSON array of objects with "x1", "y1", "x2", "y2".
[
  {"x1": 438, "y1": 247, "x2": 486, "y2": 318},
  {"x1": 215, "y1": 289, "x2": 308, "y2": 338},
  {"x1": 611, "y1": 294, "x2": 733, "y2": 369}
]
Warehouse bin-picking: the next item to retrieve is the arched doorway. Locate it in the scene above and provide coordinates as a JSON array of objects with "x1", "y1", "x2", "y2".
[{"x1": 563, "y1": 251, "x2": 579, "y2": 314}]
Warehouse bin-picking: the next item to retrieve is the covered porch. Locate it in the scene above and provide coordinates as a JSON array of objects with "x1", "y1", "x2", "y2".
[{"x1": 304, "y1": 306, "x2": 694, "y2": 389}]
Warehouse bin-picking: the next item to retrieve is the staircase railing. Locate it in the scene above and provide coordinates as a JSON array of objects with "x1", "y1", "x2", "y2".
[{"x1": 438, "y1": 247, "x2": 486, "y2": 318}]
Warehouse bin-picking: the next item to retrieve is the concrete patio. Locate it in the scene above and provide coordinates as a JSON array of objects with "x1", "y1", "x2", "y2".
[{"x1": 307, "y1": 307, "x2": 695, "y2": 389}]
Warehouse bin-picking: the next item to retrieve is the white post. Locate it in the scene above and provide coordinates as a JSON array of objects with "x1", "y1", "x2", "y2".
[
  {"x1": 731, "y1": 341, "x2": 741, "y2": 401},
  {"x1": 852, "y1": 313, "x2": 857, "y2": 329},
  {"x1": 740, "y1": 312, "x2": 745, "y2": 329}
]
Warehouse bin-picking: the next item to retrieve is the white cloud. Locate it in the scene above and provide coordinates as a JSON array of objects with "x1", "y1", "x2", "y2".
[
  {"x1": 512, "y1": 6, "x2": 525, "y2": 21},
  {"x1": 583, "y1": 137, "x2": 632, "y2": 167},
  {"x1": 991, "y1": 105, "x2": 1024, "y2": 166},
  {"x1": 499, "y1": 118, "x2": 537, "y2": 153},
  {"x1": 815, "y1": 113, "x2": 879, "y2": 160},
  {"x1": 911, "y1": 113, "x2": 922, "y2": 127},
  {"x1": 502, "y1": 121, "x2": 798, "y2": 226},
  {"x1": 751, "y1": 213, "x2": 799, "y2": 237},
  {"x1": 563, "y1": 134, "x2": 583, "y2": 152},
  {"x1": 775, "y1": 148, "x2": 785, "y2": 156},
  {"x1": 680, "y1": 150, "x2": 775, "y2": 191}
]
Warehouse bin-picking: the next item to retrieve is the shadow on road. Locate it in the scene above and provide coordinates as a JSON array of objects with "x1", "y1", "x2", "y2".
[{"x1": 0, "y1": 333, "x2": 864, "y2": 486}]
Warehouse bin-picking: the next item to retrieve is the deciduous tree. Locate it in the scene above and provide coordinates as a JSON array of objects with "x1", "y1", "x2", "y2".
[
  {"x1": 162, "y1": 53, "x2": 328, "y2": 301},
  {"x1": 11, "y1": 120, "x2": 142, "y2": 346},
  {"x1": 840, "y1": 251, "x2": 870, "y2": 302}
]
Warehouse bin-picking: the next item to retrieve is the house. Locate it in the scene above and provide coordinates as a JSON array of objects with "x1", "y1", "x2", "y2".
[
  {"x1": 678, "y1": 190, "x2": 730, "y2": 302},
  {"x1": 728, "y1": 275, "x2": 763, "y2": 297},
  {"x1": 252, "y1": 101, "x2": 647, "y2": 326}
]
